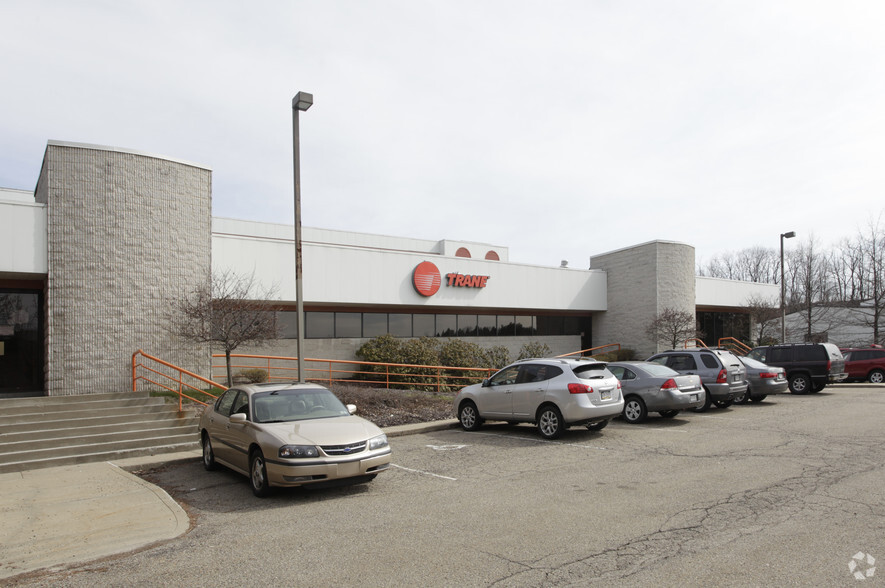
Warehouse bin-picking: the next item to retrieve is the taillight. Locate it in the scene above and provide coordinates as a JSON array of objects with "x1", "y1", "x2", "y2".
[
  {"x1": 569, "y1": 383, "x2": 592, "y2": 394},
  {"x1": 661, "y1": 378, "x2": 678, "y2": 390},
  {"x1": 759, "y1": 372, "x2": 776, "y2": 379},
  {"x1": 716, "y1": 369, "x2": 727, "y2": 384},
  {"x1": 827, "y1": 360, "x2": 831, "y2": 370}
]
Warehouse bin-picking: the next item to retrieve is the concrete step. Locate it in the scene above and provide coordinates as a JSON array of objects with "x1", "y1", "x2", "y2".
[
  {"x1": 0, "y1": 393, "x2": 204, "y2": 473},
  {"x1": 0, "y1": 417, "x2": 198, "y2": 443},
  {"x1": 0, "y1": 430, "x2": 200, "y2": 463},
  {"x1": 0, "y1": 441, "x2": 201, "y2": 475}
]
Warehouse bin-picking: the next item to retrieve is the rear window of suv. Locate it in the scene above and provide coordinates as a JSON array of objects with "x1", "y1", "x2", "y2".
[{"x1": 797, "y1": 346, "x2": 827, "y2": 361}]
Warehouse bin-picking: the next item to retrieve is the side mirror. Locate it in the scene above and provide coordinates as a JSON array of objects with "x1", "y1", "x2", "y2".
[
  {"x1": 230, "y1": 412, "x2": 247, "y2": 423},
  {"x1": 481, "y1": 379, "x2": 490, "y2": 388},
  {"x1": 347, "y1": 404, "x2": 357, "y2": 415}
]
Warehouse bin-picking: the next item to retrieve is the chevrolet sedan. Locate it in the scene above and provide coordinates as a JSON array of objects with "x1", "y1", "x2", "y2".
[
  {"x1": 607, "y1": 361, "x2": 705, "y2": 423},
  {"x1": 200, "y1": 383, "x2": 392, "y2": 496}
]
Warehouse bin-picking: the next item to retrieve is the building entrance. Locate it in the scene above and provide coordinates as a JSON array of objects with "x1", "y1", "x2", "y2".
[{"x1": 0, "y1": 290, "x2": 43, "y2": 394}]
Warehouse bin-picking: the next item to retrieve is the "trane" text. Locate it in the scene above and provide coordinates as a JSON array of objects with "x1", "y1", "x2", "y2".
[{"x1": 446, "y1": 273, "x2": 489, "y2": 288}]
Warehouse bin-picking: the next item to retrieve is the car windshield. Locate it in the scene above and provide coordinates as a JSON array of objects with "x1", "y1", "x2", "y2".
[{"x1": 252, "y1": 388, "x2": 350, "y2": 423}]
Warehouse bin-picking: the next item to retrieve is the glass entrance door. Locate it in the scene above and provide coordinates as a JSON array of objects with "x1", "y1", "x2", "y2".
[{"x1": 0, "y1": 290, "x2": 43, "y2": 394}]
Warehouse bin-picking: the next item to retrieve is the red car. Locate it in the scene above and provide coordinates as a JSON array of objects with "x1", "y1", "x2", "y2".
[{"x1": 841, "y1": 346, "x2": 885, "y2": 383}]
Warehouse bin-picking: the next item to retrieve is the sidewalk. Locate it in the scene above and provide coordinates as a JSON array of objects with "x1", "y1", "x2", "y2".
[{"x1": 0, "y1": 419, "x2": 457, "y2": 581}]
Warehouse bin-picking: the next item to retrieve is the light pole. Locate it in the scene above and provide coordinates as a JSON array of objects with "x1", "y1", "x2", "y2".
[
  {"x1": 292, "y1": 91, "x2": 313, "y2": 382},
  {"x1": 780, "y1": 230, "x2": 796, "y2": 343}
]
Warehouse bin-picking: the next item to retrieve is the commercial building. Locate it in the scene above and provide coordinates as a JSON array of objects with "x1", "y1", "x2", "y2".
[{"x1": 0, "y1": 141, "x2": 778, "y2": 397}]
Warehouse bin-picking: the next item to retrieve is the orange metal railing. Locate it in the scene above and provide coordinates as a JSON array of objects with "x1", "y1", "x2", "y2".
[
  {"x1": 683, "y1": 338, "x2": 708, "y2": 349},
  {"x1": 212, "y1": 353, "x2": 495, "y2": 392},
  {"x1": 132, "y1": 349, "x2": 227, "y2": 410},
  {"x1": 556, "y1": 343, "x2": 621, "y2": 359},
  {"x1": 717, "y1": 337, "x2": 752, "y2": 355}
]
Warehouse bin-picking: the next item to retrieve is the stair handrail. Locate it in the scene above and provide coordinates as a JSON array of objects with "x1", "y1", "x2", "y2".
[
  {"x1": 717, "y1": 337, "x2": 752, "y2": 355},
  {"x1": 555, "y1": 343, "x2": 621, "y2": 359},
  {"x1": 132, "y1": 350, "x2": 227, "y2": 411}
]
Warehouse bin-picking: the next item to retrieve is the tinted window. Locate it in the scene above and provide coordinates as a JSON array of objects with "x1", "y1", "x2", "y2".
[
  {"x1": 389, "y1": 314, "x2": 412, "y2": 337},
  {"x1": 363, "y1": 313, "x2": 387, "y2": 337},
  {"x1": 873, "y1": 350, "x2": 885, "y2": 359},
  {"x1": 336, "y1": 313, "x2": 362, "y2": 337},
  {"x1": 797, "y1": 346, "x2": 826, "y2": 361},
  {"x1": 306, "y1": 312, "x2": 334, "y2": 338},
  {"x1": 609, "y1": 366, "x2": 635, "y2": 380},
  {"x1": 700, "y1": 354, "x2": 720, "y2": 369},
  {"x1": 668, "y1": 355, "x2": 697, "y2": 371},
  {"x1": 747, "y1": 348, "x2": 767, "y2": 361},
  {"x1": 519, "y1": 364, "x2": 562, "y2": 383},
  {"x1": 413, "y1": 314, "x2": 435, "y2": 337},
  {"x1": 573, "y1": 363, "x2": 609, "y2": 379},
  {"x1": 769, "y1": 347, "x2": 793, "y2": 363}
]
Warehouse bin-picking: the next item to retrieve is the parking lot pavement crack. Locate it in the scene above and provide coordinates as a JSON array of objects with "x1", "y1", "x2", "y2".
[{"x1": 483, "y1": 440, "x2": 885, "y2": 586}]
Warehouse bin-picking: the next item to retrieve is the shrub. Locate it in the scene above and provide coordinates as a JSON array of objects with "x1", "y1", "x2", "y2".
[
  {"x1": 482, "y1": 345, "x2": 510, "y2": 369},
  {"x1": 236, "y1": 368, "x2": 268, "y2": 383},
  {"x1": 516, "y1": 341, "x2": 552, "y2": 360}
]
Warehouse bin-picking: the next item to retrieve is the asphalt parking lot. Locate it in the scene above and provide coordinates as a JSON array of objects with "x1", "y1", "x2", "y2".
[{"x1": 15, "y1": 384, "x2": 885, "y2": 587}]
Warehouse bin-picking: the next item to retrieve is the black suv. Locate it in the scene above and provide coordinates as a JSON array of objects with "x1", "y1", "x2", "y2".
[{"x1": 746, "y1": 343, "x2": 847, "y2": 394}]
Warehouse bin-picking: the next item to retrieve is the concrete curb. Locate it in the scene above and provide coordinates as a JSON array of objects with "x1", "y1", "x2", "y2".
[{"x1": 0, "y1": 418, "x2": 459, "y2": 581}]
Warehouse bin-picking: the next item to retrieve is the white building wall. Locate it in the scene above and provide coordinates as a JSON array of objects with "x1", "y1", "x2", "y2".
[
  {"x1": 0, "y1": 191, "x2": 47, "y2": 275},
  {"x1": 696, "y1": 276, "x2": 779, "y2": 308},
  {"x1": 212, "y1": 219, "x2": 606, "y2": 311}
]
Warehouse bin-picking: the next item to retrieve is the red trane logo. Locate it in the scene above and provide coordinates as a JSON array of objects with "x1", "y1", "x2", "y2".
[{"x1": 413, "y1": 261, "x2": 442, "y2": 297}]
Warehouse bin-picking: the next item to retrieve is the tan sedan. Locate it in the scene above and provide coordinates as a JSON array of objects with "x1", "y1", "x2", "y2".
[{"x1": 200, "y1": 383, "x2": 392, "y2": 496}]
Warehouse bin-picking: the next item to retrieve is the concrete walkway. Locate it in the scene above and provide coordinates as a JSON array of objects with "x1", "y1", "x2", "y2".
[{"x1": 0, "y1": 419, "x2": 457, "y2": 581}]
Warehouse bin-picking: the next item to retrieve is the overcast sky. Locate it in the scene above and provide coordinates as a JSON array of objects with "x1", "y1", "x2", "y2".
[{"x1": 2, "y1": 1, "x2": 883, "y2": 268}]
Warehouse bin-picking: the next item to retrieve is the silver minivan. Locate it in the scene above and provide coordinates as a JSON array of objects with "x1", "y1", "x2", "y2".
[{"x1": 646, "y1": 348, "x2": 748, "y2": 411}]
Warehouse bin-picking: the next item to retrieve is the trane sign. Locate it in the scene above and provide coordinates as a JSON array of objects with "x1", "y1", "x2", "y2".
[{"x1": 412, "y1": 261, "x2": 490, "y2": 297}]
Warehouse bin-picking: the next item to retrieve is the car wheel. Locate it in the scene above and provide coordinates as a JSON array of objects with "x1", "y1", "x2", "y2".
[
  {"x1": 691, "y1": 387, "x2": 713, "y2": 412},
  {"x1": 250, "y1": 449, "x2": 271, "y2": 497},
  {"x1": 537, "y1": 405, "x2": 564, "y2": 439},
  {"x1": 658, "y1": 410, "x2": 680, "y2": 418},
  {"x1": 458, "y1": 401, "x2": 483, "y2": 431},
  {"x1": 869, "y1": 369, "x2": 885, "y2": 384},
  {"x1": 622, "y1": 396, "x2": 647, "y2": 424},
  {"x1": 201, "y1": 433, "x2": 217, "y2": 471},
  {"x1": 586, "y1": 419, "x2": 609, "y2": 431},
  {"x1": 789, "y1": 373, "x2": 810, "y2": 394},
  {"x1": 714, "y1": 398, "x2": 733, "y2": 408},
  {"x1": 734, "y1": 388, "x2": 749, "y2": 404},
  {"x1": 749, "y1": 394, "x2": 767, "y2": 403}
]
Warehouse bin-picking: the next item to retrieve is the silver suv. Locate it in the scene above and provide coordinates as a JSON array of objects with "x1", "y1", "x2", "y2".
[
  {"x1": 454, "y1": 358, "x2": 624, "y2": 439},
  {"x1": 646, "y1": 348, "x2": 748, "y2": 411}
]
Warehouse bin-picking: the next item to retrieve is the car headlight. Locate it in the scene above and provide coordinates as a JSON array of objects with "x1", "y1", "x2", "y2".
[
  {"x1": 368, "y1": 434, "x2": 389, "y2": 451},
  {"x1": 279, "y1": 445, "x2": 319, "y2": 458}
]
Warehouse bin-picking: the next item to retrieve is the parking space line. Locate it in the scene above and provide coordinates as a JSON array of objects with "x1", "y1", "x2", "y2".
[
  {"x1": 471, "y1": 431, "x2": 610, "y2": 450},
  {"x1": 390, "y1": 464, "x2": 457, "y2": 481}
]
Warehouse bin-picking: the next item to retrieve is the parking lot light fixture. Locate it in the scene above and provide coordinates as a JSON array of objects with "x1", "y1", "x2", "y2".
[
  {"x1": 293, "y1": 92, "x2": 313, "y2": 382},
  {"x1": 780, "y1": 231, "x2": 796, "y2": 343}
]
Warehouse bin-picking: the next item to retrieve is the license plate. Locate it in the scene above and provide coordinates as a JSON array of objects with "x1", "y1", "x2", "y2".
[
  {"x1": 600, "y1": 390, "x2": 611, "y2": 400},
  {"x1": 733, "y1": 374, "x2": 741, "y2": 382}
]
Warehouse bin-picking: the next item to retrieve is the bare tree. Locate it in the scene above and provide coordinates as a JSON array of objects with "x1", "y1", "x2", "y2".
[
  {"x1": 744, "y1": 293, "x2": 781, "y2": 344},
  {"x1": 846, "y1": 218, "x2": 885, "y2": 344},
  {"x1": 645, "y1": 307, "x2": 700, "y2": 350},
  {"x1": 169, "y1": 270, "x2": 280, "y2": 386},
  {"x1": 786, "y1": 236, "x2": 836, "y2": 342}
]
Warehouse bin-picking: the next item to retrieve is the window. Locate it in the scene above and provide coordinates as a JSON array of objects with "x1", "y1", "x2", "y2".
[
  {"x1": 336, "y1": 313, "x2": 362, "y2": 338},
  {"x1": 490, "y1": 366, "x2": 520, "y2": 386},
  {"x1": 363, "y1": 313, "x2": 388, "y2": 338},
  {"x1": 797, "y1": 346, "x2": 825, "y2": 361},
  {"x1": 700, "y1": 354, "x2": 720, "y2": 369},
  {"x1": 389, "y1": 314, "x2": 412, "y2": 337},
  {"x1": 457, "y1": 315, "x2": 477, "y2": 337},
  {"x1": 306, "y1": 312, "x2": 334, "y2": 338},
  {"x1": 436, "y1": 315, "x2": 456, "y2": 337},
  {"x1": 414, "y1": 314, "x2": 435, "y2": 337},
  {"x1": 477, "y1": 315, "x2": 497, "y2": 336},
  {"x1": 769, "y1": 347, "x2": 793, "y2": 363},
  {"x1": 669, "y1": 355, "x2": 696, "y2": 371}
]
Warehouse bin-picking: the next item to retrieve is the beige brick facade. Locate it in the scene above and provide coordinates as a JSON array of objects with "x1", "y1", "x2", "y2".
[{"x1": 36, "y1": 142, "x2": 212, "y2": 395}]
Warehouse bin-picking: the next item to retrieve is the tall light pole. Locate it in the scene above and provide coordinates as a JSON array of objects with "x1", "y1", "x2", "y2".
[
  {"x1": 780, "y1": 230, "x2": 796, "y2": 343},
  {"x1": 292, "y1": 91, "x2": 313, "y2": 382}
]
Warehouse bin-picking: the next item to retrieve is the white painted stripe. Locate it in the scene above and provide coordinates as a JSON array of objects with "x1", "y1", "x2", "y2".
[{"x1": 391, "y1": 463, "x2": 457, "y2": 481}]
